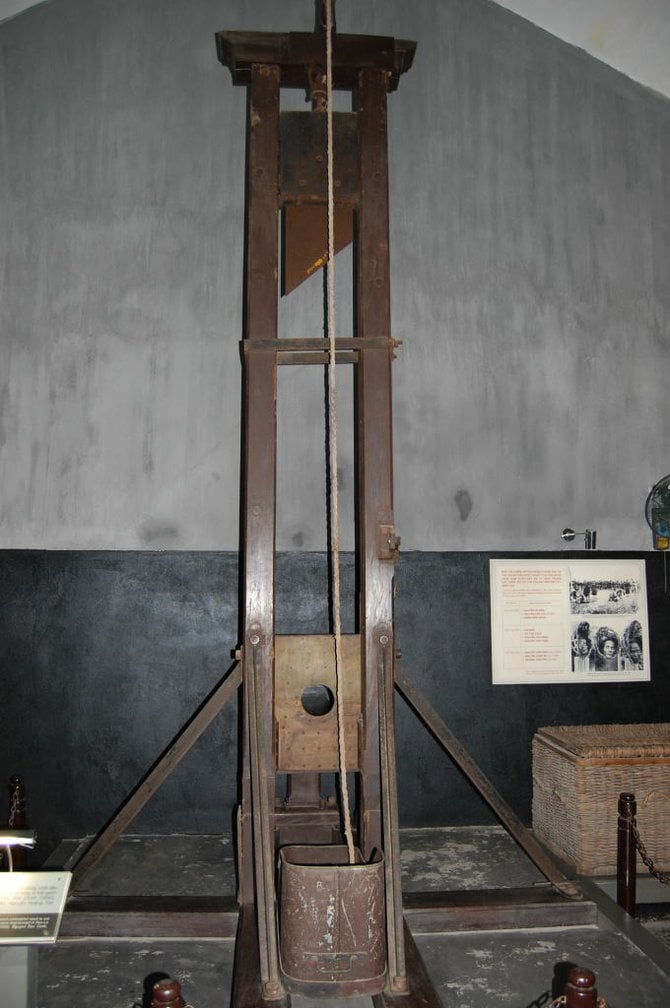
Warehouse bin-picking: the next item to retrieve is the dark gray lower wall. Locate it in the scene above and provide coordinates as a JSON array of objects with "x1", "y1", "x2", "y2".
[{"x1": 2, "y1": 549, "x2": 668, "y2": 863}]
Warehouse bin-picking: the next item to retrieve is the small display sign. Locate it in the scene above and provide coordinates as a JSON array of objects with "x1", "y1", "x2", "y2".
[
  {"x1": 0, "y1": 872, "x2": 72, "y2": 943},
  {"x1": 490, "y1": 559, "x2": 650, "y2": 684}
]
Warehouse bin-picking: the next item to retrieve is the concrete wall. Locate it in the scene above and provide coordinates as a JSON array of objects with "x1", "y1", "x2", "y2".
[{"x1": 1, "y1": 0, "x2": 669, "y2": 552}]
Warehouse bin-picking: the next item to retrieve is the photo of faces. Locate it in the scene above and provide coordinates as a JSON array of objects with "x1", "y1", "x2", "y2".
[{"x1": 571, "y1": 619, "x2": 644, "y2": 674}]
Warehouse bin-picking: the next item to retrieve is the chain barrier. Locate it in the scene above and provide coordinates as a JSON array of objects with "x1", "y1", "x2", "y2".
[
  {"x1": 548, "y1": 998, "x2": 608, "y2": 1007},
  {"x1": 134, "y1": 1001, "x2": 194, "y2": 1007},
  {"x1": 9, "y1": 791, "x2": 22, "y2": 823},
  {"x1": 632, "y1": 818, "x2": 670, "y2": 885}
]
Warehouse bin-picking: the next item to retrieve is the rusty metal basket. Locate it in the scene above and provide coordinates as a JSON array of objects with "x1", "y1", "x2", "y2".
[{"x1": 279, "y1": 844, "x2": 386, "y2": 996}]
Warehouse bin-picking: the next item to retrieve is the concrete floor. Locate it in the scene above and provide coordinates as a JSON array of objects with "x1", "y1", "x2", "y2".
[{"x1": 32, "y1": 827, "x2": 670, "y2": 1008}]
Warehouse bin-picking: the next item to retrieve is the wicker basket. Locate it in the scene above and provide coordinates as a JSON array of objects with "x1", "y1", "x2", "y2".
[{"x1": 532, "y1": 724, "x2": 670, "y2": 875}]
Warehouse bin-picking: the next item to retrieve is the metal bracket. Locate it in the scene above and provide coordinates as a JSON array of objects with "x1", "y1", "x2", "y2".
[{"x1": 379, "y1": 525, "x2": 401, "y2": 562}]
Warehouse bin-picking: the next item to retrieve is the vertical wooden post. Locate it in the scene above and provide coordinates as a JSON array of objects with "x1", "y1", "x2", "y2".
[
  {"x1": 356, "y1": 66, "x2": 406, "y2": 994},
  {"x1": 217, "y1": 18, "x2": 423, "y2": 1008},
  {"x1": 355, "y1": 64, "x2": 392, "y2": 862},
  {"x1": 617, "y1": 791, "x2": 637, "y2": 916},
  {"x1": 238, "y1": 60, "x2": 285, "y2": 1003},
  {"x1": 565, "y1": 967, "x2": 598, "y2": 1007}
]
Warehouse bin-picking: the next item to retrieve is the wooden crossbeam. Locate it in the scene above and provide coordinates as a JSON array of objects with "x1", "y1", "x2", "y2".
[
  {"x1": 71, "y1": 663, "x2": 242, "y2": 886},
  {"x1": 395, "y1": 665, "x2": 582, "y2": 899}
]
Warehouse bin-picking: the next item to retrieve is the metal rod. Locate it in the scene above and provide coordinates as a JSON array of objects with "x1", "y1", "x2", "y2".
[
  {"x1": 377, "y1": 631, "x2": 408, "y2": 993},
  {"x1": 247, "y1": 636, "x2": 284, "y2": 998}
]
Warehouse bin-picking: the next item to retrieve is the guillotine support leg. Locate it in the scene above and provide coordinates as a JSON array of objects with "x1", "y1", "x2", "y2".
[
  {"x1": 71, "y1": 663, "x2": 242, "y2": 888},
  {"x1": 356, "y1": 66, "x2": 407, "y2": 995},
  {"x1": 239, "y1": 62, "x2": 286, "y2": 1003},
  {"x1": 218, "y1": 13, "x2": 442, "y2": 1007},
  {"x1": 394, "y1": 666, "x2": 581, "y2": 898}
]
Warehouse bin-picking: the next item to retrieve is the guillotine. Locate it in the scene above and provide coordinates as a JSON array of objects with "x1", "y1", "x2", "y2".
[
  {"x1": 67, "y1": 2, "x2": 587, "y2": 1001},
  {"x1": 215, "y1": 3, "x2": 435, "y2": 1006}
]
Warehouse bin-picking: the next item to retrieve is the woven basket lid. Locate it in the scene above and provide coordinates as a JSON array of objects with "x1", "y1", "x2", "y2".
[{"x1": 536, "y1": 723, "x2": 670, "y2": 759}]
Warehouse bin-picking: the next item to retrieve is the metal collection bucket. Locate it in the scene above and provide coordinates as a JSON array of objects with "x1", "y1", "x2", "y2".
[{"x1": 279, "y1": 845, "x2": 386, "y2": 996}]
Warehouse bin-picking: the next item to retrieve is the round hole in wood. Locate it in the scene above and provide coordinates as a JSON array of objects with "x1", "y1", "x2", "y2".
[{"x1": 301, "y1": 684, "x2": 335, "y2": 717}]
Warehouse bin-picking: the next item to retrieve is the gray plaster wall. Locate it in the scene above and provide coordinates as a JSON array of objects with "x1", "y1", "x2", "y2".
[{"x1": 1, "y1": 0, "x2": 669, "y2": 551}]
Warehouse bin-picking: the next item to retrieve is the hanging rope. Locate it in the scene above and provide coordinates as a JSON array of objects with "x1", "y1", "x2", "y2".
[{"x1": 324, "y1": 0, "x2": 355, "y2": 866}]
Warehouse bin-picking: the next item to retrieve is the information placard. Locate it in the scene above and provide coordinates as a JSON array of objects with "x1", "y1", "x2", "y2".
[
  {"x1": 0, "y1": 872, "x2": 71, "y2": 943},
  {"x1": 490, "y1": 559, "x2": 650, "y2": 684}
]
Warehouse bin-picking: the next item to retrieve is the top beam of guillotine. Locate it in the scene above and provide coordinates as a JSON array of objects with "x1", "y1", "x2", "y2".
[{"x1": 216, "y1": 9, "x2": 416, "y2": 93}]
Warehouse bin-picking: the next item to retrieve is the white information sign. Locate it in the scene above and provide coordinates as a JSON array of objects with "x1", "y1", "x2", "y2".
[
  {"x1": 0, "y1": 871, "x2": 72, "y2": 943},
  {"x1": 489, "y1": 559, "x2": 650, "y2": 684}
]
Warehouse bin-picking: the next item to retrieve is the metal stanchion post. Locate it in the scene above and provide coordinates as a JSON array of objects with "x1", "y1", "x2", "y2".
[{"x1": 617, "y1": 791, "x2": 637, "y2": 916}]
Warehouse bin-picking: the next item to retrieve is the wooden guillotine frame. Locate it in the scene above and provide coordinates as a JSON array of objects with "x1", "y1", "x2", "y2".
[
  {"x1": 215, "y1": 4, "x2": 441, "y2": 1006},
  {"x1": 213, "y1": 6, "x2": 589, "y2": 1004},
  {"x1": 66, "y1": 2, "x2": 589, "y2": 1002}
]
